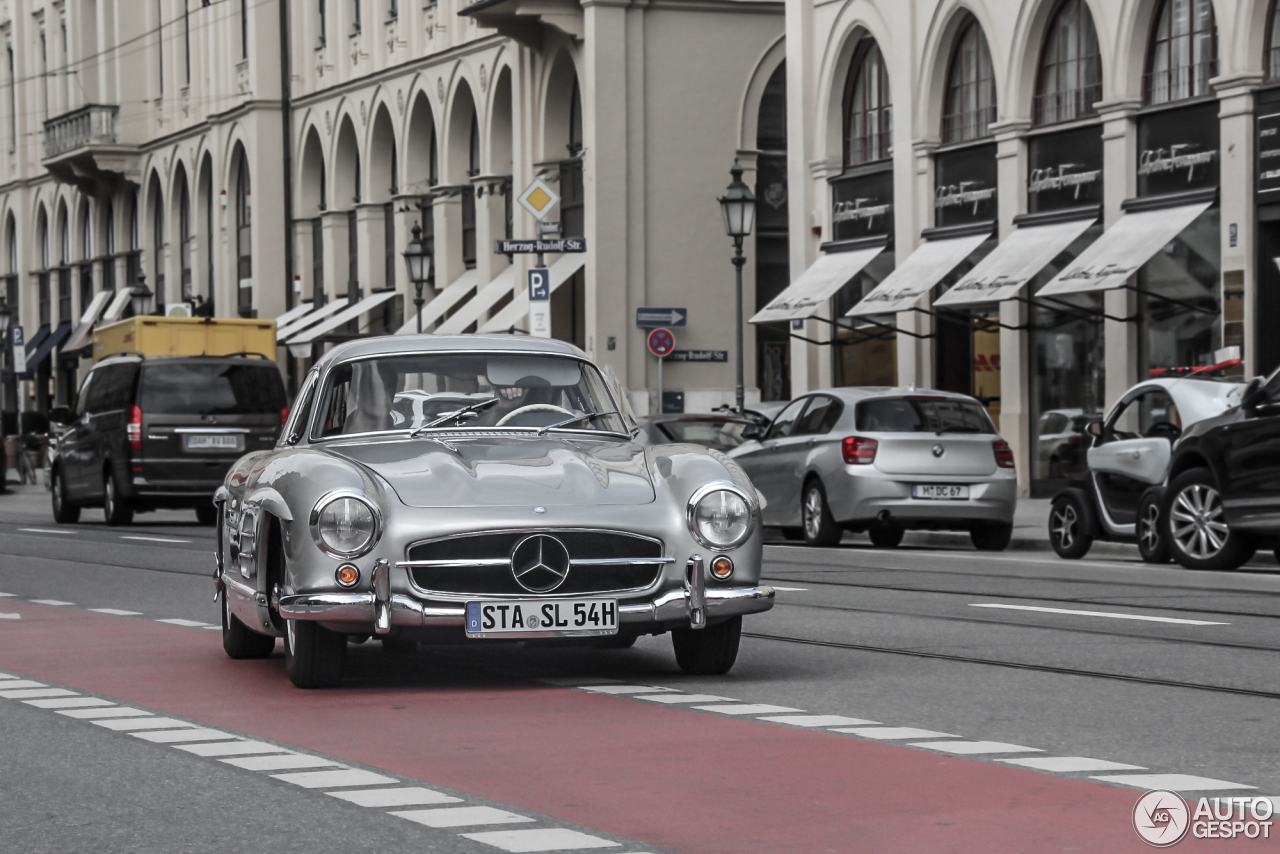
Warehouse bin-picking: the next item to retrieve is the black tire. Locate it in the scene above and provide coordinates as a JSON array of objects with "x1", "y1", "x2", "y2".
[
  {"x1": 221, "y1": 593, "x2": 275, "y2": 659},
  {"x1": 1049, "y1": 493, "x2": 1093, "y2": 559},
  {"x1": 780, "y1": 527, "x2": 804, "y2": 542},
  {"x1": 594, "y1": 633, "x2": 638, "y2": 649},
  {"x1": 380, "y1": 636, "x2": 419, "y2": 655},
  {"x1": 970, "y1": 521, "x2": 1013, "y2": 551},
  {"x1": 284, "y1": 619, "x2": 346, "y2": 688},
  {"x1": 51, "y1": 467, "x2": 80, "y2": 524},
  {"x1": 868, "y1": 520, "x2": 905, "y2": 548},
  {"x1": 195, "y1": 505, "x2": 218, "y2": 526},
  {"x1": 103, "y1": 471, "x2": 133, "y2": 526},
  {"x1": 1137, "y1": 490, "x2": 1172, "y2": 564},
  {"x1": 671, "y1": 616, "x2": 741, "y2": 675},
  {"x1": 1164, "y1": 467, "x2": 1256, "y2": 571},
  {"x1": 801, "y1": 481, "x2": 842, "y2": 547}
]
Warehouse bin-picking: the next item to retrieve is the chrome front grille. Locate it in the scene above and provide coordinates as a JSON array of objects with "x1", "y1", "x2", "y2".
[{"x1": 402, "y1": 530, "x2": 667, "y2": 597}]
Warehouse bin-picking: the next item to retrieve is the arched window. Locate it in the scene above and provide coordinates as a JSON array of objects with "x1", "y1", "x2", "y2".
[
  {"x1": 1034, "y1": 0, "x2": 1101, "y2": 125},
  {"x1": 80, "y1": 206, "x2": 92, "y2": 259},
  {"x1": 1267, "y1": 0, "x2": 1280, "y2": 79},
  {"x1": 6, "y1": 215, "x2": 16, "y2": 275},
  {"x1": 37, "y1": 208, "x2": 49, "y2": 269},
  {"x1": 569, "y1": 79, "x2": 583, "y2": 156},
  {"x1": 942, "y1": 18, "x2": 996, "y2": 143},
  {"x1": 235, "y1": 152, "x2": 253, "y2": 314},
  {"x1": 57, "y1": 204, "x2": 69, "y2": 265},
  {"x1": 178, "y1": 175, "x2": 191, "y2": 299},
  {"x1": 1146, "y1": 0, "x2": 1216, "y2": 106},
  {"x1": 844, "y1": 39, "x2": 891, "y2": 165},
  {"x1": 469, "y1": 113, "x2": 480, "y2": 177}
]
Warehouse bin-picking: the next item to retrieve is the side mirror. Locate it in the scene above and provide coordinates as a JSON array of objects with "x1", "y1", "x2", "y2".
[
  {"x1": 1242, "y1": 376, "x2": 1266, "y2": 410},
  {"x1": 48, "y1": 406, "x2": 73, "y2": 424},
  {"x1": 1085, "y1": 419, "x2": 1103, "y2": 438},
  {"x1": 740, "y1": 424, "x2": 763, "y2": 440}
]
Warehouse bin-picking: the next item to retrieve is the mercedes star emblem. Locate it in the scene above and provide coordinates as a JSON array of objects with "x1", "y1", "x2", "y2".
[
  {"x1": 932, "y1": 444, "x2": 945, "y2": 458},
  {"x1": 510, "y1": 534, "x2": 571, "y2": 593}
]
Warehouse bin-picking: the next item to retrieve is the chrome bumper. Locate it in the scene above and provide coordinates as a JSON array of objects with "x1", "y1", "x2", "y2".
[{"x1": 275, "y1": 585, "x2": 776, "y2": 628}]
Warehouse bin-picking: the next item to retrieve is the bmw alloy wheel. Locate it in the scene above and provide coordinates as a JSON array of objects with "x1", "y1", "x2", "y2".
[
  {"x1": 1050, "y1": 503, "x2": 1078, "y2": 549},
  {"x1": 1170, "y1": 483, "x2": 1229, "y2": 560},
  {"x1": 803, "y1": 488, "x2": 823, "y2": 541}
]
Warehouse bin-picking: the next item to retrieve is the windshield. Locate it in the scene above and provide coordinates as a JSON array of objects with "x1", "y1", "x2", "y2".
[
  {"x1": 855, "y1": 397, "x2": 995, "y2": 434},
  {"x1": 140, "y1": 363, "x2": 286, "y2": 416},
  {"x1": 313, "y1": 352, "x2": 628, "y2": 438}
]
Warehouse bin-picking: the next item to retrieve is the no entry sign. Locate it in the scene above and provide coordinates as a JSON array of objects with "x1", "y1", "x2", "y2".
[{"x1": 647, "y1": 328, "x2": 675, "y2": 358}]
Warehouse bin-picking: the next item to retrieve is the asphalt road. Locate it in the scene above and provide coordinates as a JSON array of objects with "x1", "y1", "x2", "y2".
[{"x1": 1, "y1": 481, "x2": 1277, "y2": 852}]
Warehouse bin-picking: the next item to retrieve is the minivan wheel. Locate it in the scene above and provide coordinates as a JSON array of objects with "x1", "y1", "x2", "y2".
[
  {"x1": 103, "y1": 472, "x2": 133, "y2": 526},
  {"x1": 1137, "y1": 491, "x2": 1172, "y2": 564},
  {"x1": 672, "y1": 616, "x2": 741, "y2": 675},
  {"x1": 284, "y1": 619, "x2": 346, "y2": 688},
  {"x1": 51, "y1": 468, "x2": 80, "y2": 524},
  {"x1": 802, "y1": 481, "x2": 842, "y2": 547},
  {"x1": 221, "y1": 593, "x2": 275, "y2": 659},
  {"x1": 1165, "y1": 468, "x2": 1255, "y2": 571},
  {"x1": 1049, "y1": 494, "x2": 1092, "y2": 559}
]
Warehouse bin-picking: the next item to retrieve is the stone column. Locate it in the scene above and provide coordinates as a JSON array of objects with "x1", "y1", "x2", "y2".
[
  {"x1": 992, "y1": 118, "x2": 1030, "y2": 495},
  {"x1": 785, "y1": 0, "x2": 817, "y2": 397},
  {"x1": 1097, "y1": 98, "x2": 1141, "y2": 410},
  {"x1": 1213, "y1": 73, "x2": 1262, "y2": 374}
]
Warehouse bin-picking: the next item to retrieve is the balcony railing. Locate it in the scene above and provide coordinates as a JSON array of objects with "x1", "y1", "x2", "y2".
[
  {"x1": 1033, "y1": 83, "x2": 1102, "y2": 127},
  {"x1": 43, "y1": 104, "x2": 119, "y2": 159}
]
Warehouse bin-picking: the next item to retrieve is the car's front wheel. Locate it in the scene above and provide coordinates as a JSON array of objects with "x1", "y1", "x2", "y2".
[
  {"x1": 1048, "y1": 494, "x2": 1092, "y2": 559},
  {"x1": 103, "y1": 471, "x2": 133, "y2": 526},
  {"x1": 1137, "y1": 490, "x2": 1172, "y2": 564},
  {"x1": 1165, "y1": 468, "x2": 1255, "y2": 571},
  {"x1": 970, "y1": 521, "x2": 1013, "y2": 551},
  {"x1": 284, "y1": 619, "x2": 346, "y2": 688},
  {"x1": 672, "y1": 616, "x2": 741, "y2": 675},
  {"x1": 221, "y1": 593, "x2": 275, "y2": 659},
  {"x1": 802, "y1": 481, "x2": 842, "y2": 547},
  {"x1": 51, "y1": 467, "x2": 80, "y2": 524}
]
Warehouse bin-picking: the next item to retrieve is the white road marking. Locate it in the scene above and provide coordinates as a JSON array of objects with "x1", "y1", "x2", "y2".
[
  {"x1": 93, "y1": 717, "x2": 197, "y2": 731},
  {"x1": 174, "y1": 740, "x2": 292, "y2": 757},
  {"x1": 633, "y1": 694, "x2": 739, "y2": 704},
  {"x1": 327, "y1": 787, "x2": 463, "y2": 808},
  {"x1": 0, "y1": 613, "x2": 19, "y2": 619},
  {"x1": 201, "y1": 625, "x2": 222, "y2": 630},
  {"x1": 19, "y1": 528, "x2": 74, "y2": 535},
  {"x1": 0, "y1": 680, "x2": 46, "y2": 689},
  {"x1": 131, "y1": 728, "x2": 239, "y2": 743},
  {"x1": 154, "y1": 618, "x2": 213, "y2": 627},
  {"x1": 758, "y1": 714, "x2": 880, "y2": 727},
  {"x1": 271, "y1": 769, "x2": 399, "y2": 789},
  {"x1": 0, "y1": 592, "x2": 15, "y2": 597},
  {"x1": 89, "y1": 608, "x2": 143, "y2": 616},
  {"x1": 535, "y1": 676, "x2": 624, "y2": 686},
  {"x1": 390, "y1": 807, "x2": 534, "y2": 828},
  {"x1": 24, "y1": 697, "x2": 115, "y2": 709},
  {"x1": 576, "y1": 685, "x2": 676, "y2": 695},
  {"x1": 969, "y1": 603, "x2": 1228, "y2": 626},
  {"x1": 221, "y1": 753, "x2": 345, "y2": 771},
  {"x1": 461, "y1": 828, "x2": 621, "y2": 851},
  {"x1": 1092, "y1": 773, "x2": 1256, "y2": 791},
  {"x1": 0, "y1": 671, "x2": 16, "y2": 677},
  {"x1": 692, "y1": 703, "x2": 805, "y2": 715},
  {"x1": 1000, "y1": 757, "x2": 1146, "y2": 773},
  {"x1": 0, "y1": 688, "x2": 77, "y2": 699},
  {"x1": 29, "y1": 599, "x2": 74, "y2": 606},
  {"x1": 834, "y1": 727, "x2": 960, "y2": 740},
  {"x1": 58, "y1": 707, "x2": 150, "y2": 719},
  {"x1": 120, "y1": 535, "x2": 192, "y2": 543},
  {"x1": 769, "y1": 586, "x2": 809, "y2": 592},
  {"x1": 910, "y1": 741, "x2": 1043, "y2": 755}
]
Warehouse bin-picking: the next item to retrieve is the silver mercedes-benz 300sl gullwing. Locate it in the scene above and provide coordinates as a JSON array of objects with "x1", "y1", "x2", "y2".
[{"x1": 214, "y1": 335, "x2": 774, "y2": 687}]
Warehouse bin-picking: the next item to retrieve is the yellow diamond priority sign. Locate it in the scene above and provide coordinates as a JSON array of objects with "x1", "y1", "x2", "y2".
[{"x1": 517, "y1": 177, "x2": 561, "y2": 222}]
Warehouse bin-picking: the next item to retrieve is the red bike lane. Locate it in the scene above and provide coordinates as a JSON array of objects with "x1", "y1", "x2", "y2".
[{"x1": 0, "y1": 602, "x2": 1265, "y2": 853}]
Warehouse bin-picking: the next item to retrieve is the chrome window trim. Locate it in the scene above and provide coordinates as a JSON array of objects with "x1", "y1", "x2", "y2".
[
  {"x1": 309, "y1": 488, "x2": 384, "y2": 559},
  {"x1": 686, "y1": 480, "x2": 759, "y2": 552},
  {"x1": 283, "y1": 369, "x2": 319, "y2": 446}
]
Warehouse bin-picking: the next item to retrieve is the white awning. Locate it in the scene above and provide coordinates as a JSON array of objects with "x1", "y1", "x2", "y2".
[
  {"x1": 435, "y1": 266, "x2": 518, "y2": 335},
  {"x1": 394, "y1": 269, "x2": 481, "y2": 335},
  {"x1": 285, "y1": 290, "x2": 399, "y2": 346},
  {"x1": 845, "y1": 232, "x2": 990, "y2": 317},
  {"x1": 477, "y1": 255, "x2": 586, "y2": 334},
  {"x1": 275, "y1": 298, "x2": 350, "y2": 342},
  {"x1": 99, "y1": 289, "x2": 134, "y2": 324},
  {"x1": 933, "y1": 218, "x2": 1097, "y2": 307},
  {"x1": 62, "y1": 290, "x2": 116, "y2": 354},
  {"x1": 275, "y1": 301, "x2": 315, "y2": 328},
  {"x1": 749, "y1": 246, "x2": 885, "y2": 323},
  {"x1": 1036, "y1": 202, "x2": 1212, "y2": 297}
]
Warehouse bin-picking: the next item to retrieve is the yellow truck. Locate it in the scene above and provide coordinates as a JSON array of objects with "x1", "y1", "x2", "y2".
[{"x1": 92, "y1": 316, "x2": 276, "y2": 362}]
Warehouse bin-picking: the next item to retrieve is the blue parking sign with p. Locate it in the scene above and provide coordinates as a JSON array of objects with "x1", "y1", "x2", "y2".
[{"x1": 528, "y1": 268, "x2": 550, "y2": 301}]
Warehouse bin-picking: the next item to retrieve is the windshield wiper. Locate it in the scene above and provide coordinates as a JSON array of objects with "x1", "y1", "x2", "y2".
[
  {"x1": 410, "y1": 398, "x2": 500, "y2": 436},
  {"x1": 537, "y1": 410, "x2": 620, "y2": 436}
]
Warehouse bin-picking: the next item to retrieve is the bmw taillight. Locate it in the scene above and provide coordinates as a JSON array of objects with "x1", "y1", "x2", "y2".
[
  {"x1": 280, "y1": 406, "x2": 290, "y2": 427},
  {"x1": 842, "y1": 436, "x2": 878, "y2": 465},
  {"x1": 127, "y1": 406, "x2": 142, "y2": 451},
  {"x1": 993, "y1": 439, "x2": 1015, "y2": 469}
]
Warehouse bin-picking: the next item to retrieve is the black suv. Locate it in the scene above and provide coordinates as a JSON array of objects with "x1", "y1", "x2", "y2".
[
  {"x1": 48, "y1": 355, "x2": 287, "y2": 525},
  {"x1": 1161, "y1": 366, "x2": 1280, "y2": 569}
]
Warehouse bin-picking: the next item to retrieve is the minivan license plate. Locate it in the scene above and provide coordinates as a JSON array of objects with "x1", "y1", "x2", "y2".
[
  {"x1": 186, "y1": 434, "x2": 241, "y2": 450},
  {"x1": 912, "y1": 484, "x2": 969, "y2": 500},
  {"x1": 465, "y1": 598, "x2": 618, "y2": 638}
]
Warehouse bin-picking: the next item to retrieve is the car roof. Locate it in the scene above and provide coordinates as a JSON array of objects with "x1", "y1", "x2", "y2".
[
  {"x1": 93, "y1": 354, "x2": 277, "y2": 369},
  {"x1": 801, "y1": 386, "x2": 984, "y2": 405},
  {"x1": 315, "y1": 334, "x2": 587, "y2": 369}
]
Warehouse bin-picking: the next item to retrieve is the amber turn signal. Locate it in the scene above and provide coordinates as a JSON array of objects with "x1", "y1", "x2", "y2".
[
  {"x1": 710, "y1": 556, "x2": 734, "y2": 580},
  {"x1": 335, "y1": 564, "x2": 360, "y2": 587}
]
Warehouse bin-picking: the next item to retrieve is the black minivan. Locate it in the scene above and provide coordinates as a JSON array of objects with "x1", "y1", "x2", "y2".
[{"x1": 49, "y1": 355, "x2": 287, "y2": 525}]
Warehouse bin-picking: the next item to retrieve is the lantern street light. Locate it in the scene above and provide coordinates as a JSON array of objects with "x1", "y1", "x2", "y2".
[
  {"x1": 402, "y1": 222, "x2": 432, "y2": 334},
  {"x1": 130, "y1": 273, "x2": 154, "y2": 318},
  {"x1": 717, "y1": 158, "x2": 757, "y2": 414}
]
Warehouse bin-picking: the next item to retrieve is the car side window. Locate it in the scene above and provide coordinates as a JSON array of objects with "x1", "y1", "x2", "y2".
[
  {"x1": 1137, "y1": 390, "x2": 1180, "y2": 436},
  {"x1": 74, "y1": 372, "x2": 97, "y2": 417},
  {"x1": 795, "y1": 396, "x2": 843, "y2": 436},
  {"x1": 1109, "y1": 394, "x2": 1143, "y2": 440},
  {"x1": 765, "y1": 398, "x2": 807, "y2": 440},
  {"x1": 96, "y1": 364, "x2": 140, "y2": 412}
]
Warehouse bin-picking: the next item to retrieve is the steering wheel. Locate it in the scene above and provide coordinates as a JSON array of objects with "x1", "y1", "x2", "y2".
[
  {"x1": 1147, "y1": 421, "x2": 1182, "y2": 439},
  {"x1": 496, "y1": 404, "x2": 576, "y2": 427}
]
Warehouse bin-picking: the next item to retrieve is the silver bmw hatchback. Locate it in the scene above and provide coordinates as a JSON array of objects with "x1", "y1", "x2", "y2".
[{"x1": 730, "y1": 388, "x2": 1017, "y2": 548}]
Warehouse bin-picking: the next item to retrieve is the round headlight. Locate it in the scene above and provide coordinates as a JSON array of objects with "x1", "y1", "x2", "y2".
[
  {"x1": 691, "y1": 488, "x2": 752, "y2": 550},
  {"x1": 314, "y1": 495, "x2": 378, "y2": 557}
]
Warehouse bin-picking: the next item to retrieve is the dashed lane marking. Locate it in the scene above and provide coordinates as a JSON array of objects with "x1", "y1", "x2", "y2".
[
  {"x1": 18, "y1": 528, "x2": 75, "y2": 535},
  {"x1": 28, "y1": 599, "x2": 74, "y2": 606},
  {"x1": 999, "y1": 757, "x2": 1146, "y2": 773},
  {"x1": 391, "y1": 806, "x2": 535, "y2": 828},
  {"x1": 1091, "y1": 773, "x2": 1257, "y2": 791},
  {"x1": 155, "y1": 618, "x2": 214, "y2": 627},
  {"x1": 271, "y1": 769, "x2": 400, "y2": 789},
  {"x1": 221, "y1": 753, "x2": 345, "y2": 772},
  {"x1": 88, "y1": 608, "x2": 143, "y2": 616},
  {"x1": 24, "y1": 697, "x2": 115, "y2": 709},
  {"x1": 833, "y1": 726, "x2": 959, "y2": 739},
  {"x1": 119, "y1": 535, "x2": 192, "y2": 544},
  {"x1": 327, "y1": 787, "x2": 463, "y2": 808},
  {"x1": 758, "y1": 714, "x2": 880, "y2": 727},
  {"x1": 0, "y1": 613, "x2": 19, "y2": 619},
  {"x1": 58, "y1": 707, "x2": 150, "y2": 719},
  {"x1": 0, "y1": 680, "x2": 49, "y2": 690},
  {"x1": 969, "y1": 603, "x2": 1230, "y2": 626},
  {"x1": 0, "y1": 592, "x2": 15, "y2": 597},
  {"x1": 0, "y1": 688, "x2": 77, "y2": 699},
  {"x1": 691, "y1": 703, "x2": 804, "y2": 715},
  {"x1": 131, "y1": 728, "x2": 242, "y2": 744},
  {"x1": 769, "y1": 586, "x2": 808, "y2": 592},
  {"x1": 92, "y1": 716, "x2": 199, "y2": 731},
  {"x1": 910, "y1": 741, "x2": 1043, "y2": 755},
  {"x1": 632, "y1": 694, "x2": 738, "y2": 704},
  {"x1": 175, "y1": 740, "x2": 293, "y2": 757},
  {"x1": 461, "y1": 828, "x2": 622, "y2": 851},
  {"x1": 577, "y1": 685, "x2": 677, "y2": 695}
]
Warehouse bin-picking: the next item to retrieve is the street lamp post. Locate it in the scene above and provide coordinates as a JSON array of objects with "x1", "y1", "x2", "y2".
[
  {"x1": 130, "y1": 274, "x2": 154, "y2": 318},
  {"x1": 402, "y1": 223, "x2": 431, "y2": 334},
  {"x1": 718, "y1": 159, "x2": 757, "y2": 414}
]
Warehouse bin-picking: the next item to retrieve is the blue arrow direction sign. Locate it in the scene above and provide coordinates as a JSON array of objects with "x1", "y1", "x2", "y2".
[{"x1": 635, "y1": 307, "x2": 687, "y2": 328}]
